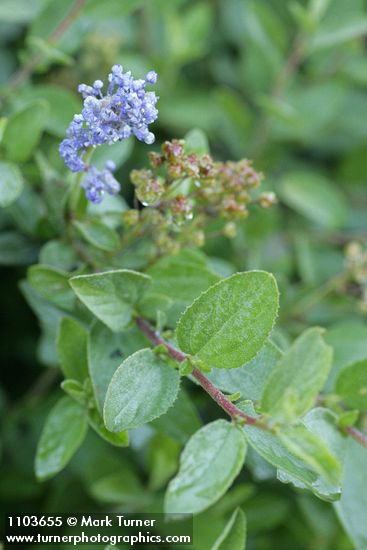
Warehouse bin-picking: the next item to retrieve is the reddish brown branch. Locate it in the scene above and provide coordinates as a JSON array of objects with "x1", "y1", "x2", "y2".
[
  {"x1": 136, "y1": 317, "x2": 367, "y2": 447},
  {"x1": 346, "y1": 426, "x2": 367, "y2": 449},
  {"x1": 6, "y1": 0, "x2": 86, "y2": 93},
  {"x1": 136, "y1": 317, "x2": 265, "y2": 427}
]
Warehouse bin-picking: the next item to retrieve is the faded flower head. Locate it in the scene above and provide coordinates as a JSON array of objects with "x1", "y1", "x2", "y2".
[
  {"x1": 59, "y1": 65, "x2": 158, "y2": 203},
  {"x1": 126, "y1": 139, "x2": 270, "y2": 255}
]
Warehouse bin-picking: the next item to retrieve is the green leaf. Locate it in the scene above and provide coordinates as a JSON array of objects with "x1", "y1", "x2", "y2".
[
  {"x1": 278, "y1": 426, "x2": 341, "y2": 486},
  {"x1": 89, "y1": 470, "x2": 146, "y2": 505},
  {"x1": 73, "y1": 219, "x2": 119, "y2": 252},
  {"x1": 309, "y1": 17, "x2": 367, "y2": 52},
  {"x1": 334, "y1": 439, "x2": 367, "y2": 550},
  {"x1": 164, "y1": 420, "x2": 247, "y2": 514},
  {"x1": 13, "y1": 84, "x2": 81, "y2": 138},
  {"x1": 0, "y1": 232, "x2": 38, "y2": 265},
  {"x1": 184, "y1": 128, "x2": 209, "y2": 155},
  {"x1": 147, "y1": 249, "x2": 220, "y2": 326},
  {"x1": 241, "y1": 404, "x2": 344, "y2": 501},
  {"x1": 39, "y1": 240, "x2": 77, "y2": 271},
  {"x1": 278, "y1": 171, "x2": 347, "y2": 229},
  {"x1": 261, "y1": 328, "x2": 332, "y2": 421},
  {"x1": 335, "y1": 358, "x2": 367, "y2": 411},
  {"x1": 60, "y1": 379, "x2": 86, "y2": 404},
  {"x1": 92, "y1": 139, "x2": 133, "y2": 171},
  {"x1": 88, "y1": 322, "x2": 148, "y2": 413},
  {"x1": 176, "y1": 271, "x2": 279, "y2": 370},
  {"x1": 325, "y1": 322, "x2": 367, "y2": 390},
  {"x1": 147, "y1": 433, "x2": 180, "y2": 491},
  {"x1": 211, "y1": 507, "x2": 247, "y2": 550},
  {"x1": 0, "y1": 0, "x2": 45, "y2": 22},
  {"x1": 70, "y1": 269, "x2": 151, "y2": 332},
  {"x1": 35, "y1": 396, "x2": 88, "y2": 481},
  {"x1": 87, "y1": 406, "x2": 128, "y2": 448},
  {"x1": 20, "y1": 280, "x2": 66, "y2": 366},
  {"x1": 150, "y1": 389, "x2": 202, "y2": 444},
  {"x1": 207, "y1": 340, "x2": 282, "y2": 403},
  {"x1": 3, "y1": 100, "x2": 49, "y2": 162},
  {"x1": 28, "y1": 264, "x2": 75, "y2": 311},
  {"x1": 103, "y1": 348, "x2": 180, "y2": 432},
  {"x1": 57, "y1": 317, "x2": 88, "y2": 382},
  {"x1": 0, "y1": 161, "x2": 24, "y2": 207}
]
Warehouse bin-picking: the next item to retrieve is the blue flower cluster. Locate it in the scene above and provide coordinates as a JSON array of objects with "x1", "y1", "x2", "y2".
[{"x1": 59, "y1": 65, "x2": 158, "y2": 203}]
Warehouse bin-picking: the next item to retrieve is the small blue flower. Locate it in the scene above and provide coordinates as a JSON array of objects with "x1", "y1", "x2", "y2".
[
  {"x1": 81, "y1": 162, "x2": 120, "y2": 204},
  {"x1": 59, "y1": 65, "x2": 158, "y2": 203}
]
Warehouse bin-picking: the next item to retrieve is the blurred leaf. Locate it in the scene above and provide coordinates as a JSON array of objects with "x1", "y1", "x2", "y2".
[
  {"x1": 28, "y1": 264, "x2": 75, "y2": 311},
  {"x1": 211, "y1": 507, "x2": 246, "y2": 550},
  {"x1": 14, "y1": 84, "x2": 81, "y2": 138},
  {"x1": 334, "y1": 439, "x2": 367, "y2": 550},
  {"x1": 7, "y1": 185, "x2": 43, "y2": 236},
  {"x1": 20, "y1": 280, "x2": 69, "y2": 366},
  {"x1": 57, "y1": 317, "x2": 88, "y2": 382},
  {"x1": 176, "y1": 271, "x2": 279, "y2": 370},
  {"x1": 28, "y1": 0, "x2": 87, "y2": 55},
  {"x1": 92, "y1": 139, "x2": 134, "y2": 170},
  {"x1": 308, "y1": 0, "x2": 334, "y2": 22},
  {"x1": 164, "y1": 2, "x2": 212, "y2": 63},
  {"x1": 165, "y1": 420, "x2": 247, "y2": 514},
  {"x1": 89, "y1": 470, "x2": 146, "y2": 505},
  {"x1": 0, "y1": 0, "x2": 48, "y2": 22},
  {"x1": 2, "y1": 100, "x2": 48, "y2": 162},
  {"x1": 70, "y1": 270, "x2": 151, "y2": 332},
  {"x1": 325, "y1": 322, "x2": 367, "y2": 390},
  {"x1": 309, "y1": 17, "x2": 367, "y2": 52},
  {"x1": 0, "y1": 161, "x2": 23, "y2": 207},
  {"x1": 0, "y1": 231, "x2": 38, "y2": 265},
  {"x1": 261, "y1": 328, "x2": 332, "y2": 422},
  {"x1": 150, "y1": 389, "x2": 202, "y2": 444},
  {"x1": 84, "y1": 0, "x2": 148, "y2": 19},
  {"x1": 73, "y1": 219, "x2": 119, "y2": 252},
  {"x1": 335, "y1": 358, "x2": 367, "y2": 411},
  {"x1": 184, "y1": 128, "x2": 209, "y2": 155},
  {"x1": 147, "y1": 433, "x2": 180, "y2": 491},
  {"x1": 278, "y1": 171, "x2": 347, "y2": 229},
  {"x1": 39, "y1": 240, "x2": 78, "y2": 271},
  {"x1": 35, "y1": 396, "x2": 88, "y2": 481},
  {"x1": 103, "y1": 348, "x2": 180, "y2": 432}
]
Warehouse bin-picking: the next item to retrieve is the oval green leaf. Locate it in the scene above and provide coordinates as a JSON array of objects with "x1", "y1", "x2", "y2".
[
  {"x1": 176, "y1": 271, "x2": 279, "y2": 369},
  {"x1": 69, "y1": 270, "x2": 151, "y2": 332},
  {"x1": 0, "y1": 161, "x2": 24, "y2": 207},
  {"x1": 35, "y1": 396, "x2": 88, "y2": 481},
  {"x1": 103, "y1": 348, "x2": 180, "y2": 432},
  {"x1": 3, "y1": 100, "x2": 49, "y2": 162},
  {"x1": 164, "y1": 419, "x2": 247, "y2": 514}
]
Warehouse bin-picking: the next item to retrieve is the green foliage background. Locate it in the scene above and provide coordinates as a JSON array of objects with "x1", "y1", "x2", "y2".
[{"x1": 1, "y1": 0, "x2": 367, "y2": 549}]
